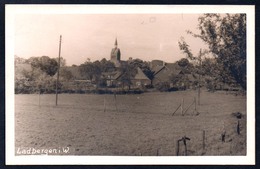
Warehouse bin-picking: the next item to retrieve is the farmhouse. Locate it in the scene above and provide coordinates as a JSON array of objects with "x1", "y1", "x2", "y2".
[
  {"x1": 102, "y1": 71, "x2": 122, "y2": 87},
  {"x1": 150, "y1": 61, "x2": 199, "y2": 89},
  {"x1": 133, "y1": 67, "x2": 151, "y2": 87},
  {"x1": 152, "y1": 62, "x2": 181, "y2": 85}
]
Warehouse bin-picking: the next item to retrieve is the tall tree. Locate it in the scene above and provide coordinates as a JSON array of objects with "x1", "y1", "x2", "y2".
[
  {"x1": 180, "y1": 14, "x2": 246, "y2": 90},
  {"x1": 100, "y1": 58, "x2": 116, "y2": 72},
  {"x1": 28, "y1": 56, "x2": 59, "y2": 76},
  {"x1": 55, "y1": 57, "x2": 66, "y2": 67},
  {"x1": 79, "y1": 61, "x2": 101, "y2": 83},
  {"x1": 119, "y1": 62, "x2": 137, "y2": 90}
]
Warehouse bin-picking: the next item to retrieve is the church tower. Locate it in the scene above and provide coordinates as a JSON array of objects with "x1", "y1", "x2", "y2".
[{"x1": 110, "y1": 38, "x2": 121, "y2": 67}]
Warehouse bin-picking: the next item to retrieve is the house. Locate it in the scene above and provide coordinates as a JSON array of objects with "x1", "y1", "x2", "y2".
[
  {"x1": 151, "y1": 61, "x2": 200, "y2": 89},
  {"x1": 102, "y1": 71, "x2": 122, "y2": 87},
  {"x1": 152, "y1": 62, "x2": 182, "y2": 85},
  {"x1": 132, "y1": 67, "x2": 151, "y2": 87}
]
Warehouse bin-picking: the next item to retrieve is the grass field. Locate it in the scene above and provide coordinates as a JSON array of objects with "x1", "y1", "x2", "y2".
[{"x1": 15, "y1": 90, "x2": 246, "y2": 156}]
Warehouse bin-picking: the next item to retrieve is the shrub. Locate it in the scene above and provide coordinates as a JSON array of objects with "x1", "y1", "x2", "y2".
[{"x1": 155, "y1": 82, "x2": 170, "y2": 92}]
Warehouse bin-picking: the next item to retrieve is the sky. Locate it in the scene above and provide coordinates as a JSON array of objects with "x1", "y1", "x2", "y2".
[{"x1": 14, "y1": 13, "x2": 207, "y2": 66}]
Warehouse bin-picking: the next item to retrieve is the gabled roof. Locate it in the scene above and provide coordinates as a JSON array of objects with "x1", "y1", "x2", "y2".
[
  {"x1": 134, "y1": 67, "x2": 150, "y2": 80},
  {"x1": 102, "y1": 71, "x2": 122, "y2": 80},
  {"x1": 113, "y1": 71, "x2": 123, "y2": 80},
  {"x1": 151, "y1": 62, "x2": 182, "y2": 76},
  {"x1": 164, "y1": 63, "x2": 181, "y2": 72},
  {"x1": 152, "y1": 65, "x2": 165, "y2": 76}
]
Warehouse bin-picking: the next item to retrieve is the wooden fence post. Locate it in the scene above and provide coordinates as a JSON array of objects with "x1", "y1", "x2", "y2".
[
  {"x1": 176, "y1": 140, "x2": 179, "y2": 156},
  {"x1": 114, "y1": 93, "x2": 118, "y2": 113},
  {"x1": 221, "y1": 130, "x2": 226, "y2": 142},
  {"x1": 202, "y1": 130, "x2": 205, "y2": 150},
  {"x1": 237, "y1": 120, "x2": 240, "y2": 135},
  {"x1": 181, "y1": 98, "x2": 184, "y2": 116},
  {"x1": 38, "y1": 92, "x2": 41, "y2": 106},
  {"x1": 183, "y1": 138, "x2": 187, "y2": 156},
  {"x1": 103, "y1": 97, "x2": 106, "y2": 112},
  {"x1": 194, "y1": 97, "x2": 197, "y2": 112}
]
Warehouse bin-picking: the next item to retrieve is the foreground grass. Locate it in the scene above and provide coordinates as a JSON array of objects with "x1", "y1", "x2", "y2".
[{"x1": 15, "y1": 90, "x2": 246, "y2": 156}]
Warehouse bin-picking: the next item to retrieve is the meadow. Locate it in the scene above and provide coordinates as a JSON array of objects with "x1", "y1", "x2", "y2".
[{"x1": 15, "y1": 90, "x2": 246, "y2": 156}]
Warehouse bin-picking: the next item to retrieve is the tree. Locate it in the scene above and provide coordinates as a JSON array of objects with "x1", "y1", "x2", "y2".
[
  {"x1": 15, "y1": 55, "x2": 26, "y2": 65},
  {"x1": 100, "y1": 58, "x2": 116, "y2": 72},
  {"x1": 59, "y1": 68, "x2": 73, "y2": 81},
  {"x1": 15, "y1": 56, "x2": 59, "y2": 93},
  {"x1": 180, "y1": 14, "x2": 246, "y2": 90},
  {"x1": 55, "y1": 57, "x2": 66, "y2": 67},
  {"x1": 79, "y1": 61, "x2": 101, "y2": 82},
  {"x1": 28, "y1": 56, "x2": 58, "y2": 76},
  {"x1": 119, "y1": 62, "x2": 137, "y2": 90},
  {"x1": 177, "y1": 58, "x2": 189, "y2": 67}
]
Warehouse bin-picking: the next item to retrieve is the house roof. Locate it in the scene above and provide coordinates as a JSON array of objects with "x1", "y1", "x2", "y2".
[
  {"x1": 152, "y1": 65, "x2": 165, "y2": 76},
  {"x1": 113, "y1": 71, "x2": 123, "y2": 80},
  {"x1": 164, "y1": 63, "x2": 181, "y2": 72},
  {"x1": 152, "y1": 62, "x2": 184, "y2": 83},
  {"x1": 134, "y1": 67, "x2": 150, "y2": 80},
  {"x1": 152, "y1": 62, "x2": 182, "y2": 76},
  {"x1": 102, "y1": 71, "x2": 122, "y2": 80}
]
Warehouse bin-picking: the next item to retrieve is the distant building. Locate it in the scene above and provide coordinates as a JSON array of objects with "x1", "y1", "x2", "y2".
[
  {"x1": 151, "y1": 61, "x2": 198, "y2": 89},
  {"x1": 152, "y1": 62, "x2": 181, "y2": 85},
  {"x1": 102, "y1": 71, "x2": 122, "y2": 87},
  {"x1": 110, "y1": 38, "x2": 121, "y2": 67},
  {"x1": 133, "y1": 67, "x2": 151, "y2": 87}
]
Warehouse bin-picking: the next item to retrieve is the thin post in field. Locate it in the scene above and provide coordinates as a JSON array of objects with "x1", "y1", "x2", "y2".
[
  {"x1": 198, "y1": 49, "x2": 202, "y2": 106},
  {"x1": 38, "y1": 91, "x2": 40, "y2": 106},
  {"x1": 114, "y1": 92, "x2": 118, "y2": 113},
  {"x1": 194, "y1": 97, "x2": 197, "y2": 112},
  {"x1": 202, "y1": 130, "x2": 205, "y2": 150},
  {"x1": 181, "y1": 98, "x2": 184, "y2": 116},
  {"x1": 103, "y1": 97, "x2": 106, "y2": 112},
  {"x1": 55, "y1": 35, "x2": 62, "y2": 106},
  {"x1": 176, "y1": 139, "x2": 179, "y2": 156}
]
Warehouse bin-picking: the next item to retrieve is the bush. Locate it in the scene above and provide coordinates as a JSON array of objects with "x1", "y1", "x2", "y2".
[{"x1": 155, "y1": 82, "x2": 170, "y2": 92}]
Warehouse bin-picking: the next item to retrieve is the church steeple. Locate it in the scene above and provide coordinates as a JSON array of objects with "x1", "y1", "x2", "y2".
[
  {"x1": 111, "y1": 38, "x2": 121, "y2": 67},
  {"x1": 114, "y1": 38, "x2": 118, "y2": 48}
]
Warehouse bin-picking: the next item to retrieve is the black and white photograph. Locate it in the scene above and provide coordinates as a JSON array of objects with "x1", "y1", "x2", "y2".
[{"x1": 5, "y1": 5, "x2": 255, "y2": 165}]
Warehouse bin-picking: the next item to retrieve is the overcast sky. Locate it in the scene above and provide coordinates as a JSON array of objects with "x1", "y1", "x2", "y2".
[{"x1": 15, "y1": 13, "x2": 207, "y2": 66}]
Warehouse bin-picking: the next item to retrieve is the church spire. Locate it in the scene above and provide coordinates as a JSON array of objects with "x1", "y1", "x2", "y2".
[
  {"x1": 114, "y1": 38, "x2": 118, "y2": 46},
  {"x1": 111, "y1": 37, "x2": 121, "y2": 67}
]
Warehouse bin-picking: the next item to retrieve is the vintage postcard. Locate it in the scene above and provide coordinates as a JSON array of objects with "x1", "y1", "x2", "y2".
[{"x1": 5, "y1": 5, "x2": 255, "y2": 165}]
